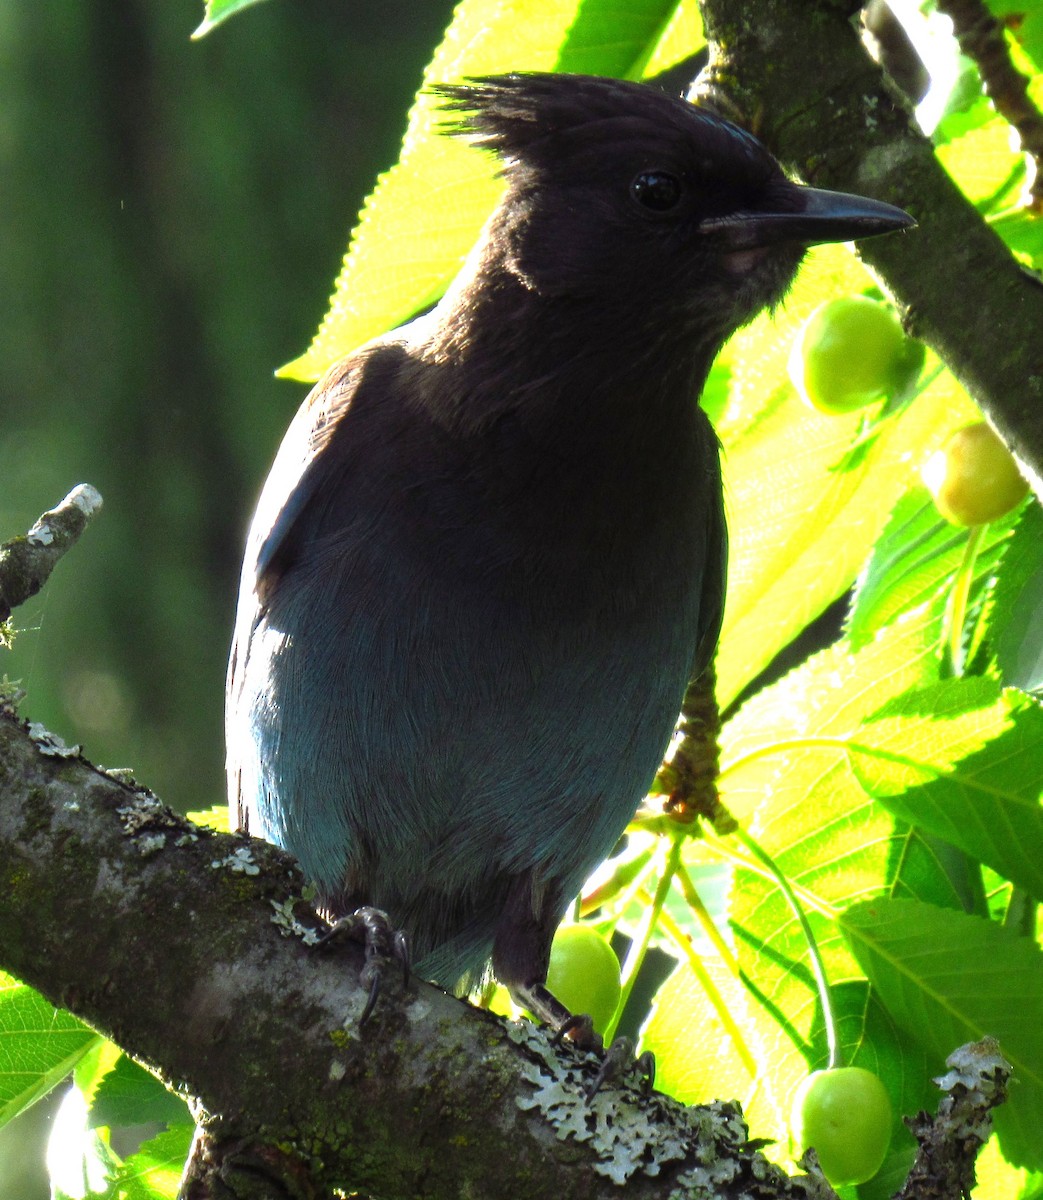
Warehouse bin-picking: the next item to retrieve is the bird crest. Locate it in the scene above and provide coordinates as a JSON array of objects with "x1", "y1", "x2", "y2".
[{"x1": 432, "y1": 72, "x2": 774, "y2": 183}]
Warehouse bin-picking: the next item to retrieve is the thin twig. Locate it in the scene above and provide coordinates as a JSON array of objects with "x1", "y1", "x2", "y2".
[
  {"x1": 936, "y1": 0, "x2": 1043, "y2": 210},
  {"x1": 0, "y1": 485, "x2": 103, "y2": 623}
]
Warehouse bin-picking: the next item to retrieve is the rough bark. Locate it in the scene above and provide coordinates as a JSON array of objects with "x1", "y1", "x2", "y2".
[{"x1": 0, "y1": 706, "x2": 832, "y2": 1200}]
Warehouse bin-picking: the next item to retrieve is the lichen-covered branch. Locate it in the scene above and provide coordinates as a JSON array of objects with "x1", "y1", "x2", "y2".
[
  {"x1": 0, "y1": 707, "x2": 830, "y2": 1200},
  {"x1": 895, "y1": 1038, "x2": 1013, "y2": 1200},
  {"x1": 694, "y1": 0, "x2": 1043, "y2": 500},
  {"x1": 0, "y1": 485, "x2": 103, "y2": 624}
]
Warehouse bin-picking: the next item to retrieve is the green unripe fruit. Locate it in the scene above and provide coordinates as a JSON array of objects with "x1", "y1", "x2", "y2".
[
  {"x1": 545, "y1": 924, "x2": 621, "y2": 1038},
  {"x1": 791, "y1": 1066, "x2": 892, "y2": 1187},
  {"x1": 923, "y1": 421, "x2": 1029, "y2": 526},
  {"x1": 791, "y1": 295, "x2": 923, "y2": 413}
]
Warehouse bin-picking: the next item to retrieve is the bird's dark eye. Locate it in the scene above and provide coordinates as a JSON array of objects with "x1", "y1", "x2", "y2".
[{"x1": 630, "y1": 170, "x2": 683, "y2": 212}]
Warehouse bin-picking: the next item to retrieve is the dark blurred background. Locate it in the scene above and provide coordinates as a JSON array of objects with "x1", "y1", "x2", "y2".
[{"x1": 0, "y1": 0, "x2": 455, "y2": 1193}]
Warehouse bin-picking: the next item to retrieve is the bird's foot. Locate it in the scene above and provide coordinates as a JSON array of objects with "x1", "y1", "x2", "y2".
[
  {"x1": 316, "y1": 905, "x2": 410, "y2": 1024},
  {"x1": 551, "y1": 1010, "x2": 602, "y2": 1052},
  {"x1": 515, "y1": 981, "x2": 655, "y2": 1098},
  {"x1": 584, "y1": 1036, "x2": 656, "y2": 1100}
]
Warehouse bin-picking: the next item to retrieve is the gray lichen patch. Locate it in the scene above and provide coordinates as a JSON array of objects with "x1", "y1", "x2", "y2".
[
  {"x1": 270, "y1": 896, "x2": 324, "y2": 945},
  {"x1": 507, "y1": 1019, "x2": 751, "y2": 1187},
  {"x1": 116, "y1": 793, "x2": 194, "y2": 856},
  {"x1": 211, "y1": 846, "x2": 261, "y2": 875},
  {"x1": 28, "y1": 723, "x2": 81, "y2": 758}
]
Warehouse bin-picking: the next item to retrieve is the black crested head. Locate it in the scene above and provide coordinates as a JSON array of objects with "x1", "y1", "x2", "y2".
[
  {"x1": 432, "y1": 73, "x2": 913, "y2": 359},
  {"x1": 435, "y1": 73, "x2": 771, "y2": 183}
]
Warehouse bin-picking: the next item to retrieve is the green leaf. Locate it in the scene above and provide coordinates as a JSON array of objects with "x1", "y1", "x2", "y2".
[
  {"x1": 850, "y1": 680, "x2": 1043, "y2": 902},
  {"x1": 186, "y1": 804, "x2": 230, "y2": 832},
  {"x1": 192, "y1": 0, "x2": 269, "y2": 39},
  {"x1": 280, "y1": 0, "x2": 689, "y2": 381},
  {"x1": 90, "y1": 1054, "x2": 191, "y2": 1130},
  {"x1": 715, "y1": 303, "x2": 978, "y2": 708},
  {"x1": 642, "y1": 0, "x2": 703, "y2": 77},
  {"x1": 721, "y1": 606, "x2": 943, "y2": 824},
  {"x1": 841, "y1": 898, "x2": 1043, "y2": 1170},
  {"x1": 75, "y1": 1038, "x2": 122, "y2": 1109},
  {"x1": 713, "y1": 619, "x2": 940, "y2": 1134},
  {"x1": 974, "y1": 1132, "x2": 1043, "y2": 1200},
  {"x1": 0, "y1": 973, "x2": 99, "y2": 1129},
  {"x1": 641, "y1": 947, "x2": 761, "y2": 1114},
  {"x1": 712, "y1": 607, "x2": 1035, "y2": 1140},
  {"x1": 932, "y1": 81, "x2": 992, "y2": 146},
  {"x1": 888, "y1": 822, "x2": 986, "y2": 915},
  {"x1": 846, "y1": 488, "x2": 1016, "y2": 652},
  {"x1": 992, "y1": 503, "x2": 1043, "y2": 694},
  {"x1": 99, "y1": 1123, "x2": 195, "y2": 1200},
  {"x1": 935, "y1": 116, "x2": 1025, "y2": 212},
  {"x1": 987, "y1": 0, "x2": 1043, "y2": 73},
  {"x1": 990, "y1": 209, "x2": 1043, "y2": 268}
]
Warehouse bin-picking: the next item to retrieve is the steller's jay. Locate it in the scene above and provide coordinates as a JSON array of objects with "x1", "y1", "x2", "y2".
[{"x1": 226, "y1": 73, "x2": 912, "y2": 1028}]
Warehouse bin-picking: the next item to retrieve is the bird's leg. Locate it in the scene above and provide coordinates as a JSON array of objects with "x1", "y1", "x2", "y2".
[
  {"x1": 512, "y1": 979, "x2": 656, "y2": 1097},
  {"x1": 495, "y1": 875, "x2": 656, "y2": 1096},
  {"x1": 585, "y1": 1039, "x2": 657, "y2": 1101},
  {"x1": 514, "y1": 980, "x2": 601, "y2": 1050},
  {"x1": 316, "y1": 905, "x2": 410, "y2": 1024}
]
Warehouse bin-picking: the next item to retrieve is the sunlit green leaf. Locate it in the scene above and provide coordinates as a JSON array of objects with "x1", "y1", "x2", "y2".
[
  {"x1": 841, "y1": 898, "x2": 1043, "y2": 1170},
  {"x1": 721, "y1": 595, "x2": 943, "y2": 824},
  {"x1": 709, "y1": 600, "x2": 1043, "y2": 1146},
  {"x1": 712, "y1": 617, "x2": 941, "y2": 1138},
  {"x1": 641, "y1": 948, "x2": 762, "y2": 1115},
  {"x1": 888, "y1": 821, "x2": 985, "y2": 914},
  {"x1": 0, "y1": 974, "x2": 99, "y2": 1129},
  {"x1": 642, "y1": 0, "x2": 704, "y2": 77},
  {"x1": 992, "y1": 503, "x2": 1043, "y2": 693},
  {"x1": 932, "y1": 83, "x2": 992, "y2": 146},
  {"x1": 74, "y1": 1039, "x2": 122, "y2": 1112},
  {"x1": 973, "y1": 1133, "x2": 1043, "y2": 1200},
  {"x1": 192, "y1": 0, "x2": 268, "y2": 38},
  {"x1": 715, "y1": 298, "x2": 978, "y2": 708},
  {"x1": 90, "y1": 1054, "x2": 190, "y2": 1130},
  {"x1": 99, "y1": 1123, "x2": 194, "y2": 1200},
  {"x1": 851, "y1": 679, "x2": 1043, "y2": 902},
  {"x1": 987, "y1": 0, "x2": 1043, "y2": 73},
  {"x1": 990, "y1": 208, "x2": 1043, "y2": 266},
  {"x1": 186, "y1": 804, "x2": 231, "y2": 833},
  {"x1": 846, "y1": 487, "x2": 1016, "y2": 652},
  {"x1": 935, "y1": 116, "x2": 1025, "y2": 211},
  {"x1": 280, "y1": 0, "x2": 684, "y2": 381}
]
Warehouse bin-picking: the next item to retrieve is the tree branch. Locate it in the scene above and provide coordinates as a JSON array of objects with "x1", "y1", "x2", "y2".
[
  {"x1": 693, "y1": 0, "x2": 1043, "y2": 499},
  {"x1": 0, "y1": 484, "x2": 103, "y2": 624},
  {"x1": 0, "y1": 706, "x2": 841, "y2": 1200},
  {"x1": 895, "y1": 1038, "x2": 1012, "y2": 1200},
  {"x1": 936, "y1": 0, "x2": 1043, "y2": 210}
]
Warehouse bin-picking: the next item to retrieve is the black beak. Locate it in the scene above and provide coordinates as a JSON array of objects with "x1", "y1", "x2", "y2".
[{"x1": 701, "y1": 184, "x2": 915, "y2": 251}]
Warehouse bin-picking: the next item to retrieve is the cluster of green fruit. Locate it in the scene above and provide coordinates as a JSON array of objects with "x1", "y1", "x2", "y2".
[{"x1": 791, "y1": 295, "x2": 1028, "y2": 525}]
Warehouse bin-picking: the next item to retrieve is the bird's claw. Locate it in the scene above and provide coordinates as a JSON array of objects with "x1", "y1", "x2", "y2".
[
  {"x1": 585, "y1": 1037, "x2": 656, "y2": 1100},
  {"x1": 316, "y1": 905, "x2": 410, "y2": 1024},
  {"x1": 513, "y1": 980, "x2": 654, "y2": 1098},
  {"x1": 550, "y1": 1011, "x2": 602, "y2": 1053}
]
